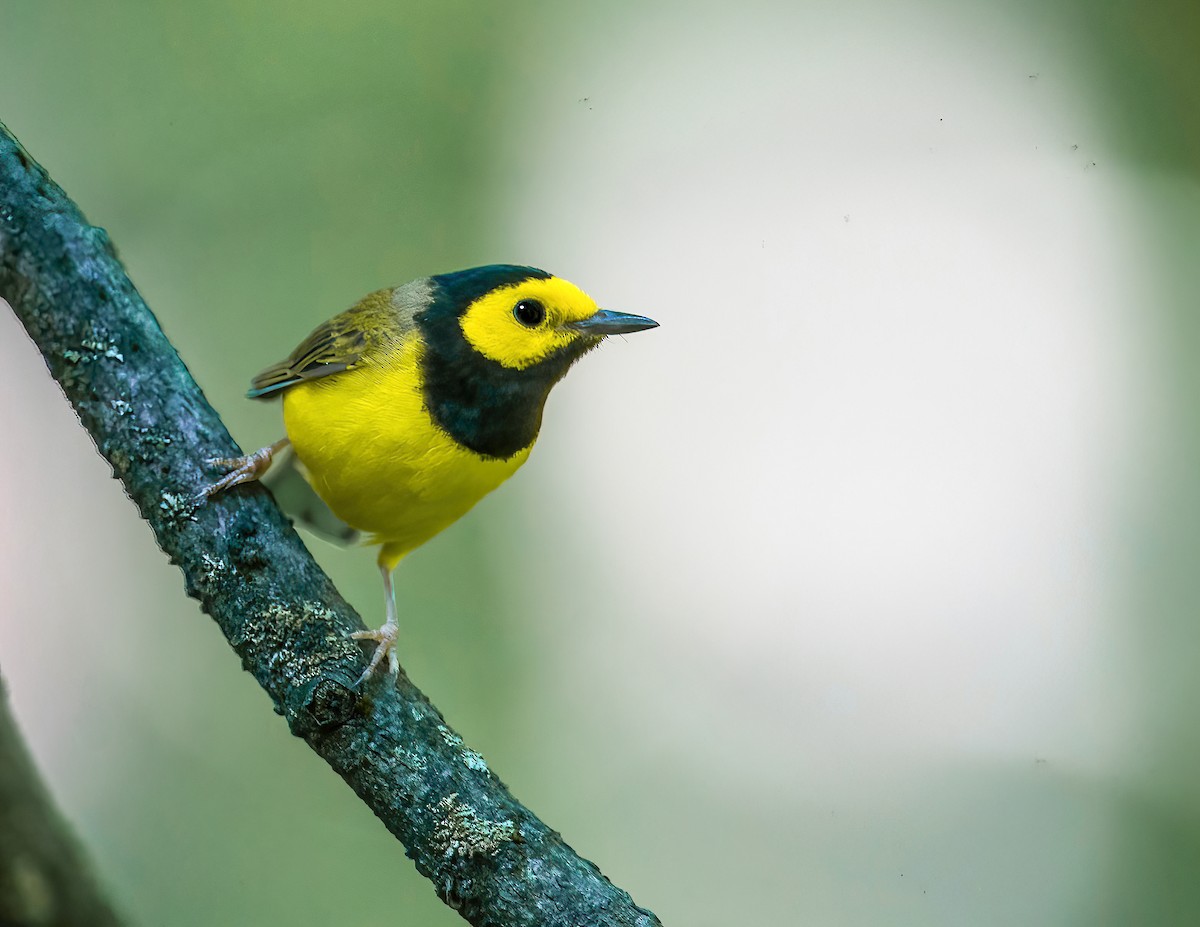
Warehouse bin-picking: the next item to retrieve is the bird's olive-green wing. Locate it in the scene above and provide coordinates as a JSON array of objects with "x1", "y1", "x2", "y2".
[
  {"x1": 246, "y1": 284, "x2": 425, "y2": 399},
  {"x1": 247, "y1": 316, "x2": 366, "y2": 398}
]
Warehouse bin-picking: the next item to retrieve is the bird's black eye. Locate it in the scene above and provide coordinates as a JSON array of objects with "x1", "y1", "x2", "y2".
[{"x1": 513, "y1": 299, "x2": 546, "y2": 327}]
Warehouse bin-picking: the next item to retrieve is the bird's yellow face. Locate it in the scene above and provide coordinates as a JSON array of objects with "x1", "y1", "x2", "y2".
[{"x1": 458, "y1": 276, "x2": 602, "y2": 370}]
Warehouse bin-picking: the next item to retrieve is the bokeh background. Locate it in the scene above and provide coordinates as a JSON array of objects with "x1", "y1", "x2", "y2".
[{"x1": 3, "y1": 0, "x2": 1200, "y2": 924}]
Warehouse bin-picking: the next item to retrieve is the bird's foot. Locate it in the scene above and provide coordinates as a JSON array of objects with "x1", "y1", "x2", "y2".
[
  {"x1": 200, "y1": 439, "x2": 288, "y2": 500},
  {"x1": 351, "y1": 620, "x2": 400, "y2": 685}
]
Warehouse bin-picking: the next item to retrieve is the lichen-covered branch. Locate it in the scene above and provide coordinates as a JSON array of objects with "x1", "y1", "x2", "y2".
[
  {"x1": 0, "y1": 678, "x2": 126, "y2": 927},
  {"x1": 0, "y1": 121, "x2": 661, "y2": 927}
]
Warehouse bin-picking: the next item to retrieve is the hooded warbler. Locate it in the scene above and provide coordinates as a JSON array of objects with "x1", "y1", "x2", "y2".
[{"x1": 204, "y1": 264, "x2": 658, "y2": 684}]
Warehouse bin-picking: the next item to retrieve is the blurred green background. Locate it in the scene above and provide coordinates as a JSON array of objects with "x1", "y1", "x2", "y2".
[{"x1": 2, "y1": 0, "x2": 1200, "y2": 924}]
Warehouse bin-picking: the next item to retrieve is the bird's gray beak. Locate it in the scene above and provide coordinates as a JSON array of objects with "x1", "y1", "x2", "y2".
[{"x1": 568, "y1": 309, "x2": 660, "y2": 336}]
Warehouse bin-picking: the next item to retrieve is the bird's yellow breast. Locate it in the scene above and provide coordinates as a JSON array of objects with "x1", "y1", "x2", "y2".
[{"x1": 281, "y1": 332, "x2": 531, "y2": 568}]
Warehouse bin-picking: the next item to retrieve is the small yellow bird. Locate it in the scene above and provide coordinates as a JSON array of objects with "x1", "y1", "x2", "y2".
[{"x1": 205, "y1": 265, "x2": 657, "y2": 684}]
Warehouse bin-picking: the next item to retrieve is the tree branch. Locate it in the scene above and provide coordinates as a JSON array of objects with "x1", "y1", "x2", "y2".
[
  {"x1": 0, "y1": 677, "x2": 126, "y2": 927},
  {"x1": 0, "y1": 121, "x2": 661, "y2": 927}
]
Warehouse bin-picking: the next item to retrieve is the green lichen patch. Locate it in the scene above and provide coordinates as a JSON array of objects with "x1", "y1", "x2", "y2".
[
  {"x1": 81, "y1": 337, "x2": 123, "y2": 362},
  {"x1": 159, "y1": 490, "x2": 198, "y2": 522},
  {"x1": 430, "y1": 793, "x2": 518, "y2": 860},
  {"x1": 61, "y1": 324, "x2": 124, "y2": 366},
  {"x1": 199, "y1": 553, "x2": 229, "y2": 584},
  {"x1": 230, "y1": 599, "x2": 358, "y2": 689},
  {"x1": 434, "y1": 723, "x2": 488, "y2": 772},
  {"x1": 461, "y1": 748, "x2": 488, "y2": 773},
  {"x1": 396, "y1": 747, "x2": 428, "y2": 772}
]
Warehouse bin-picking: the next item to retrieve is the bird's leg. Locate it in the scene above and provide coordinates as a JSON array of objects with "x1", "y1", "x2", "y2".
[
  {"x1": 352, "y1": 562, "x2": 400, "y2": 685},
  {"x1": 201, "y1": 438, "x2": 290, "y2": 499}
]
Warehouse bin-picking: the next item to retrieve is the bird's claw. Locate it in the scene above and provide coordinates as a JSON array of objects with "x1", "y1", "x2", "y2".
[
  {"x1": 200, "y1": 442, "x2": 284, "y2": 499},
  {"x1": 352, "y1": 621, "x2": 400, "y2": 686}
]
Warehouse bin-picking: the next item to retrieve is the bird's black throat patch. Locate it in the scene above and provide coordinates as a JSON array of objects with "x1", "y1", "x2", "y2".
[{"x1": 416, "y1": 266, "x2": 595, "y2": 459}]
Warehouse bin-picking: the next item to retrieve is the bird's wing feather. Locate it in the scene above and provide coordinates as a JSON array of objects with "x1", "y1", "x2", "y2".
[
  {"x1": 247, "y1": 316, "x2": 368, "y2": 398},
  {"x1": 246, "y1": 285, "x2": 426, "y2": 399}
]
